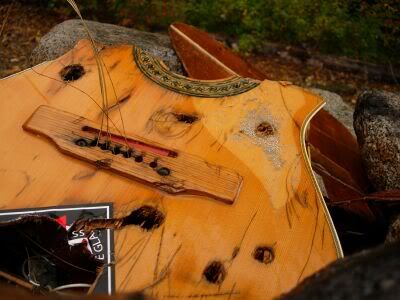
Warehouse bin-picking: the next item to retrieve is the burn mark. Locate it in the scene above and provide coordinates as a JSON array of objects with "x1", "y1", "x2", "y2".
[
  {"x1": 122, "y1": 205, "x2": 165, "y2": 231},
  {"x1": 147, "y1": 109, "x2": 198, "y2": 139},
  {"x1": 253, "y1": 246, "x2": 274, "y2": 264},
  {"x1": 297, "y1": 195, "x2": 320, "y2": 283},
  {"x1": 108, "y1": 60, "x2": 121, "y2": 71},
  {"x1": 72, "y1": 170, "x2": 96, "y2": 181},
  {"x1": 60, "y1": 64, "x2": 85, "y2": 82},
  {"x1": 173, "y1": 113, "x2": 199, "y2": 124},
  {"x1": 15, "y1": 172, "x2": 32, "y2": 199},
  {"x1": 294, "y1": 190, "x2": 308, "y2": 208},
  {"x1": 231, "y1": 247, "x2": 240, "y2": 259},
  {"x1": 94, "y1": 159, "x2": 112, "y2": 169},
  {"x1": 255, "y1": 122, "x2": 275, "y2": 137},
  {"x1": 70, "y1": 205, "x2": 165, "y2": 233},
  {"x1": 203, "y1": 261, "x2": 226, "y2": 284}
]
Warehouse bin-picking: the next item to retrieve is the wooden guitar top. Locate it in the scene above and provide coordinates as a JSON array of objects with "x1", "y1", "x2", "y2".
[{"x1": 0, "y1": 40, "x2": 342, "y2": 298}]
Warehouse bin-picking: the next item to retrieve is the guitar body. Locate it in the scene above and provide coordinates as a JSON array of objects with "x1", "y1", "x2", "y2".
[{"x1": 0, "y1": 40, "x2": 342, "y2": 298}]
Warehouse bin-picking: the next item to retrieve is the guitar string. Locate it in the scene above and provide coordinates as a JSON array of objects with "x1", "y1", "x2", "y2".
[
  {"x1": 25, "y1": 1, "x2": 131, "y2": 151},
  {"x1": 66, "y1": 0, "x2": 108, "y2": 146},
  {"x1": 28, "y1": 64, "x2": 129, "y2": 147},
  {"x1": 101, "y1": 57, "x2": 130, "y2": 147},
  {"x1": 66, "y1": 0, "x2": 129, "y2": 149},
  {"x1": 0, "y1": 1, "x2": 14, "y2": 39}
]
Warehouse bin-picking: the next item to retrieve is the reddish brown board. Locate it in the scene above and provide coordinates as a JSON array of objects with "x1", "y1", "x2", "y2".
[{"x1": 169, "y1": 23, "x2": 265, "y2": 80}]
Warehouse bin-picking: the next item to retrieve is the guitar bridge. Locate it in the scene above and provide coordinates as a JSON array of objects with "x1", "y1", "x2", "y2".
[{"x1": 23, "y1": 106, "x2": 242, "y2": 204}]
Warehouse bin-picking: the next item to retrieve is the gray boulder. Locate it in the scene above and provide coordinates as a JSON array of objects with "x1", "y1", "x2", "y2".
[
  {"x1": 30, "y1": 19, "x2": 182, "y2": 73},
  {"x1": 354, "y1": 90, "x2": 400, "y2": 191},
  {"x1": 280, "y1": 242, "x2": 400, "y2": 300},
  {"x1": 311, "y1": 88, "x2": 355, "y2": 136}
]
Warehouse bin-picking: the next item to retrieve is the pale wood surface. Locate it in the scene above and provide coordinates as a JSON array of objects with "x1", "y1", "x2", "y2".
[
  {"x1": 24, "y1": 105, "x2": 242, "y2": 204},
  {"x1": 0, "y1": 40, "x2": 342, "y2": 299}
]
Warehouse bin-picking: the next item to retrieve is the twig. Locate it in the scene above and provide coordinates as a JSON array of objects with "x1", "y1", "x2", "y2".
[
  {"x1": 0, "y1": 270, "x2": 33, "y2": 291},
  {"x1": 329, "y1": 194, "x2": 400, "y2": 206},
  {"x1": 87, "y1": 265, "x2": 105, "y2": 295},
  {"x1": 0, "y1": 1, "x2": 14, "y2": 40}
]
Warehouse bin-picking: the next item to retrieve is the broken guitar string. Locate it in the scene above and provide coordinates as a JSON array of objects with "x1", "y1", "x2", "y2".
[{"x1": 30, "y1": 0, "x2": 132, "y2": 154}]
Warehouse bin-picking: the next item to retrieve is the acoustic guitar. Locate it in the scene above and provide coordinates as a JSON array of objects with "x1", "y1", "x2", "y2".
[{"x1": 0, "y1": 39, "x2": 342, "y2": 298}]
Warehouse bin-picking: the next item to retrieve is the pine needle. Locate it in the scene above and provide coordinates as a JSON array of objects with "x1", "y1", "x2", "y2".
[
  {"x1": 65, "y1": 0, "x2": 129, "y2": 148},
  {"x1": 0, "y1": 1, "x2": 14, "y2": 40},
  {"x1": 66, "y1": 0, "x2": 109, "y2": 143}
]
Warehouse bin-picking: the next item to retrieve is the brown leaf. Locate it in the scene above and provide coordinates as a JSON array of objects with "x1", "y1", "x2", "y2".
[{"x1": 169, "y1": 22, "x2": 375, "y2": 220}]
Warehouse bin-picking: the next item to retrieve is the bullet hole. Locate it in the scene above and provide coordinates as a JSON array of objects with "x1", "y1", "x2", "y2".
[
  {"x1": 60, "y1": 64, "x2": 85, "y2": 82},
  {"x1": 255, "y1": 122, "x2": 275, "y2": 137},
  {"x1": 173, "y1": 113, "x2": 198, "y2": 124},
  {"x1": 253, "y1": 246, "x2": 274, "y2": 264},
  {"x1": 203, "y1": 261, "x2": 226, "y2": 284},
  {"x1": 122, "y1": 205, "x2": 165, "y2": 231}
]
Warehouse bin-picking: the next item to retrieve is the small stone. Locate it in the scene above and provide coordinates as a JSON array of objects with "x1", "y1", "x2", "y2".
[
  {"x1": 353, "y1": 90, "x2": 400, "y2": 191},
  {"x1": 306, "y1": 58, "x2": 323, "y2": 69},
  {"x1": 386, "y1": 215, "x2": 400, "y2": 244}
]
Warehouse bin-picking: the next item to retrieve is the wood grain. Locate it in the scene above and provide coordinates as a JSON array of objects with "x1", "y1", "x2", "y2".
[
  {"x1": 24, "y1": 105, "x2": 242, "y2": 204},
  {"x1": 0, "y1": 39, "x2": 342, "y2": 299}
]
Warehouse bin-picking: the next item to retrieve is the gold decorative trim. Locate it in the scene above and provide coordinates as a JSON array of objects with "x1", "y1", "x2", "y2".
[
  {"x1": 300, "y1": 99, "x2": 344, "y2": 258},
  {"x1": 133, "y1": 47, "x2": 260, "y2": 98}
]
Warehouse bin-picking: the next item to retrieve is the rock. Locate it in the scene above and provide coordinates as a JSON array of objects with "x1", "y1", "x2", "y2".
[
  {"x1": 311, "y1": 88, "x2": 355, "y2": 136},
  {"x1": 386, "y1": 215, "x2": 400, "y2": 244},
  {"x1": 354, "y1": 90, "x2": 400, "y2": 191},
  {"x1": 279, "y1": 242, "x2": 400, "y2": 300},
  {"x1": 31, "y1": 19, "x2": 182, "y2": 73}
]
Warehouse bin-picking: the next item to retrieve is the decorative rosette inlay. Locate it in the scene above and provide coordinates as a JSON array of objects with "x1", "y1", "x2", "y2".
[{"x1": 133, "y1": 47, "x2": 260, "y2": 98}]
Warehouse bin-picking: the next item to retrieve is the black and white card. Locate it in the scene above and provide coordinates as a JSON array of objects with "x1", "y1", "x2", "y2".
[{"x1": 0, "y1": 203, "x2": 115, "y2": 294}]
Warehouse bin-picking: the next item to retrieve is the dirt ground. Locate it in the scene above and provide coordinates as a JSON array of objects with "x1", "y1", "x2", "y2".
[
  {"x1": 0, "y1": 3, "x2": 66, "y2": 78},
  {"x1": 1, "y1": 2, "x2": 399, "y2": 104}
]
